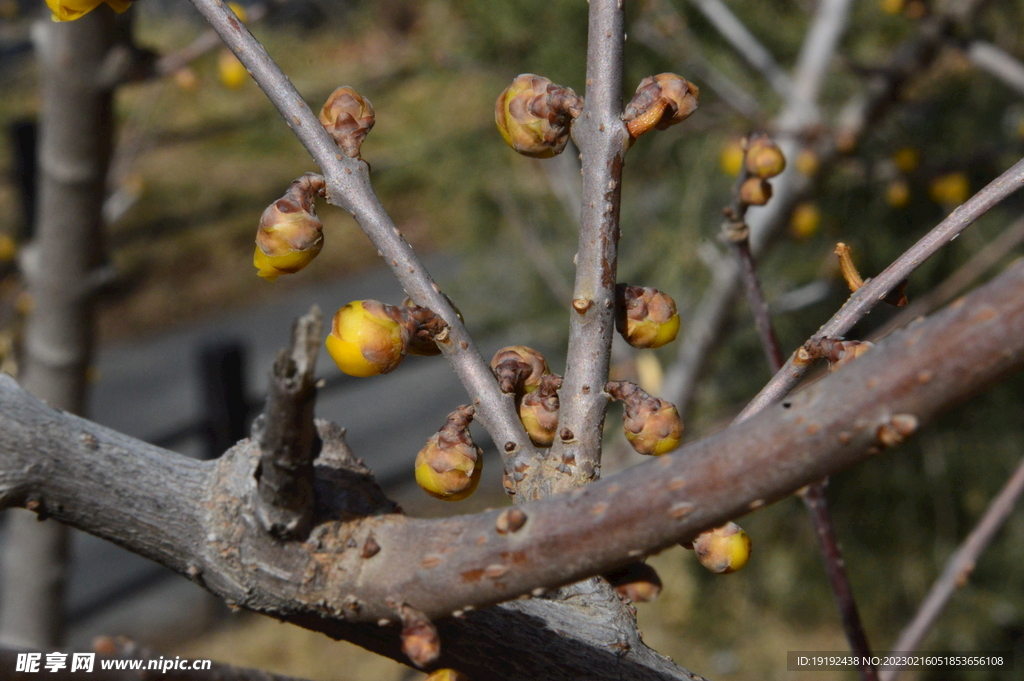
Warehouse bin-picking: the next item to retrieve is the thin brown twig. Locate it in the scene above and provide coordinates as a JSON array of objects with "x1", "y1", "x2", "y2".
[
  {"x1": 738, "y1": 155, "x2": 1024, "y2": 421},
  {"x1": 185, "y1": 0, "x2": 540, "y2": 481},
  {"x1": 879, "y1": 453, "x2": 1024, "y2": 681}
]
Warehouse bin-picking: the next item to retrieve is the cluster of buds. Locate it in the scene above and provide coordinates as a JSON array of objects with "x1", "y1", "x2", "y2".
[
  {"x1": 606, "y1": 381, "x2": 683, "y2": 456},
  {"x1": 495, "y1": 74, "x2": 583, "y2": 158},
  {"x1": 491, "y1": 346, "x2": 563, "y2": 448},
  {"x1": 622, "y1": 73, "x2": 699, "y2": 139},
  {"x1": 325, "y1": 299, "x2": 449, "y2": 377},
  {"x1": 415, "y1": 405, "x2": 483, "y2": 501},
  {"x1": 603, "y1": 561, "x2": 663, "y2": 603},
  {"x1": 254, "y1": 174, "x2": 326, "y2": 281},
  {"x1": 615, "y1": 285, "x2": 680, "y2": 349},
  {"x1": 319, "y1": 86, "x2": 376, "y2": 159},
  {"x1": 685, "y1": 522, "x2": 752, "y2": 574},
  {"x1": 738, "y1": 134, "x2": 786, "y2": 207}
]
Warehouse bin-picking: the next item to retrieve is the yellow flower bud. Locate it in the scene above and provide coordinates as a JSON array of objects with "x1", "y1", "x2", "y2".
[
  {"x1": 326, "y1": 300, "x2": 409, "y2": 377},
  {"x1": 254, "y1": 175, "x2": 325, "y2": 281},
  {"x1": 415, "y1": 406, "x2": 482, "y2": 501},
  {"x1": 739, "y1": 177, "x2": 772, "y2": 206},
  {"x1": 616, "y1": 285, "x2": 680, "y2": 350},
  {"x1": 518, "y1": 374, "x2": 562, "y2": 448},
  {"x1": 892, "y1": 147, "x2": 919, "y2": 173},
  {"x1": 886, "y1": 179, "x2": 911, "y2": 208},
  {"x1": 720, "y1": 139, "x2": 745, "y2": 176},
  {"x1": 319, "y1": 86, "x2": 375, "y2": 158},
  {"x1": 796, "y1": 149, "x2": 820, "y2": 177},
  {"x1": 623, "y1": 73, "x2": 699, "y2": 139},
  {"x1": 490, "y1": 346, "x2": 549, "y2": 395},
  {"x1": 744, "y1": 134, "x2": 786, "y2": 179},
  {"x1": 790, "y1": 202, "x2": 821, "y2": 239},
  {"x1": 604, "y1": 562, "x2": 662, "y2": 603},
  {"x1": 929, "y1": 172, "x2": 969, "y2": 207},
  {"x1": 218, "y1": 48, "x2": 248, "y2": 90},
  {"x1": 607, "y1": 381, "x2": 684, "y2": 456},
  {"x1": 692, "y1": 522, "x2": 752, "y2": 574},
  {"x1": 45, "y1": 0, "x2": 132, "y2": 22},
  {"x1": 495, "y1": 74, "x2": 583, "y2": 158},
  {"x1": 425, "y1": 671, "x2": 470, "y2": 681}
]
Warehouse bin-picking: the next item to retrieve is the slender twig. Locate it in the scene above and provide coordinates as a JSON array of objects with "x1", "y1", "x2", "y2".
[
  {"x1": 738, "y1": 155, "x2": 1024, "y2": 421},
  {"x1": 783, "y1": 0, "x2": 854, "y2": 129},
  {"x1": 253, "y1": 307, "x2": 321, "y2": 539},
  {"x1": 872, "y1": 213, "x2": 1024, "y2": 341},
  {"x1": 879, "y1": 453, "x2": 1024, "y2": 681},
  {"x1": 687, "y1": 0, "x2": 795, "y2": 100},
  {"x1": 966, "y1": 41, "x2": 1024, "y2": 99},
  {"x1": 726, "y1": 149, "x2": 877, "y2": 681},
  {"x1": 186, "y1": 0, "x2": 540, "y2": 481},
  {"x1": 529, "y1": 0, "x2": 629, "y2": 500}
]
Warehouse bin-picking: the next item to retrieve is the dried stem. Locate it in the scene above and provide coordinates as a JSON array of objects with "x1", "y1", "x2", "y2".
[
  {"x1": 253, "y1": 307, "x2": 321, "y2": 539},
  {"x1": 186, "y1": 0, "x2": 539, "y2": 481},
  {"x1": 739, "y1": 155, "x2": 1024, "y2": 421},
  {"x1": 530, "y1": 0, "x2": 629, "y2": 500},
  {"x1": 879, "y1": 453, "x2": 1024, "y2": 681}
]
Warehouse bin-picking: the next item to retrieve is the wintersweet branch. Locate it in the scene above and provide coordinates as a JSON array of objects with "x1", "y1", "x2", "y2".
[
  {"x1": 3, "y1": 260, "x2": 1024, "y2": 638},
  {"x1": 738, "y1": 155, "x2": 1024, "y2": 421},
  {"x1": 533, "y1": 0, "x2": 629, "y2": 500},
  {"x1": 186, "y1": 0, "x2": 539, "y2": 477}
]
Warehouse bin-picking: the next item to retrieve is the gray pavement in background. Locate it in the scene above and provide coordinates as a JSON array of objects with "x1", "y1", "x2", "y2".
[{"x1": 40, "y1": 255, "x2": 509, "y2": 648}]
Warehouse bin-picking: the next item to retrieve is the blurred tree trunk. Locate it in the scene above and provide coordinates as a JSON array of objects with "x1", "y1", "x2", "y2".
[{"x1": 0, "y1": 8, "x2": 118, "y2": 648}]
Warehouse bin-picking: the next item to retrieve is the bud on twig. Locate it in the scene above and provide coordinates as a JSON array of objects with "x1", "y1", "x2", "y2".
[
  {"x1": 604, "y1": 561, "x2": 663, "y2": 603},
  {"x1": 622, "y1": 73, "x2": 699, "y2": 139},
  {"x1": 615, "y1": 285, "x2": 680, "y2": 349},
  {"x1": 319, "y1": 86, "x2": 376, "y2": 158},
  {"x1": 415, "y1": 405, "x2": 483, "y2": 501},
  {"x1": 399, "y1": 606, "x2": 441, "y2": 668},
  {"x1": 254, "y1": 174, "x2": 326, "y2": 281},
  {"x1": 326, "y1": 300, "x2": 409, "y2": 377},
  {"x1": 739, "y1": 177, "x2": 772, "y2": 206},
  {"x1": 495, "y1": 74, "x2": 583, "y2": 158},
  {"x1": 607, "y1": 381, "x2": 684, "y2": 456},
  {"x1": 490, "y1": 346, "x2": 549, "y2": 395},
  {"x1": 400, "y1": 298, "x2": 453, "y2": 357},
  {"x1": 743, "y1": 134, "x2": 786, "y2": 179},
  {"x1": 519, "y1": 373, "x2": 562, "y2": 447},
  {"x1": 691, "y1": 522, "x2": 752, "y2": 574}
]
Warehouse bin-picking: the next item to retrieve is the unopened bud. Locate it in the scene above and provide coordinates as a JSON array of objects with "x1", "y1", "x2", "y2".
[
  {"x1": 319, "y1": 86, "x2": 375, "y2": 158},
  {"x1": 254, "y1": 174, "x2": 326, "y2": 281},
  {"x1": 744, "y1": 134, "x2": 786, "y2": 178},
  {"x1": 622, "y1": 73, "x2": 699, "y2": 139},
  {"x1": 604, "y1": 562, "x2": 663, "y2": 603},
  {"x1": 326, "y1": 300, "x2": 409, "y2": 377},
  {"x1": 46, "y1": 0, "x2": 133, "y2": 22},
  {"x1": 400, "y1": 607, "x2": 441, "y2": 668},
  {"x1": 425, "y1": 671, "x2": 470, "y2": 681},
  {"x1": 519, "y1": 373, "x2": 562, "y2": 447},
  {"x1": 400, "y1": 298, "x2": 450, "y2": 357},
  {"x1": 616, "y1": 285, "x2": 680, "y2": 349},
  {"x1": 739, "y1": 177, "x2": 772, "y2": 206},
  {"x1": 824, "y1": 339, "x2": 874, "y2": 372},
  {"x1": 491, "y1": 345, "x2": 549, "y2": 395},
  {"x1": 693, "y1": 522, "x2": 752, "y2": 574},
  {"x1": 495, "y1": 74, "x2": 583, "y2": 158},
  {"x1": 607, "y1": 381, "x2": 683, "y2": 456},
  {"x1": 415, "y1": 405, "x2": 483, "y2": 501}
]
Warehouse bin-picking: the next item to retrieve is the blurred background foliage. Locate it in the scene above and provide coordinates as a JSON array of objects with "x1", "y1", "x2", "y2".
[{"x1": 1, "y1": 0, "x2": 1024, "y2": 678}]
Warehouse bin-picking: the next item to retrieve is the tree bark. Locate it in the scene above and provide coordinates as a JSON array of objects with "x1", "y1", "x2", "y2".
[{"x1": 0, "y1": 9, "x2": 118, "y2": 648}]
